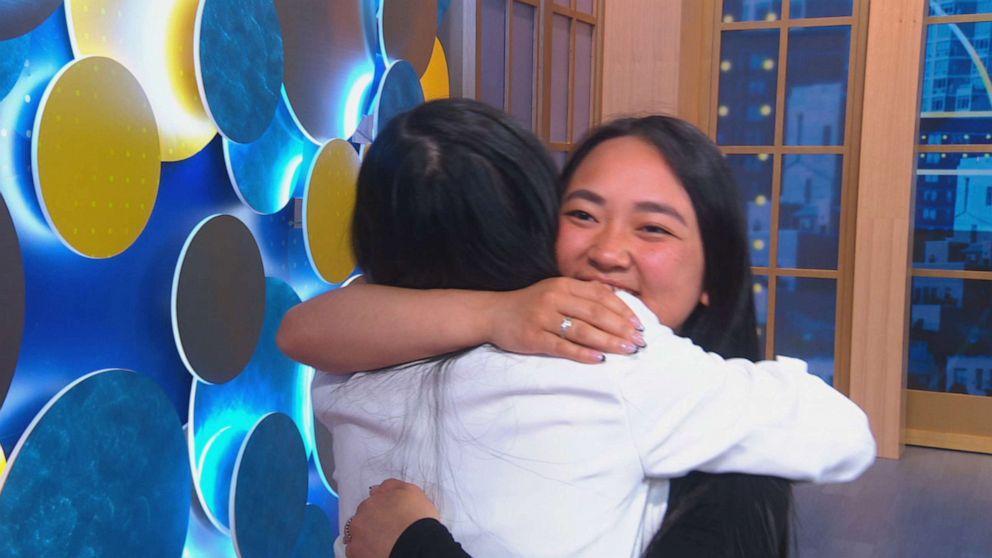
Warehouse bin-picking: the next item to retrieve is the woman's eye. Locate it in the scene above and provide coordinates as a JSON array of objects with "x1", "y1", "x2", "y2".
[
  {"x1": 565, "y1": 210, "x2": 595, "y2": 221},
  {"x1": 641, "y1": 225, "x2": 670, "y2": 235}
]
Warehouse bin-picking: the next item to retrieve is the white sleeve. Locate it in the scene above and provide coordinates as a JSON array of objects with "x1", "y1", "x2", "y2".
[{"x1": 616, "y1": 330, "x2": 876, "y2": 483}]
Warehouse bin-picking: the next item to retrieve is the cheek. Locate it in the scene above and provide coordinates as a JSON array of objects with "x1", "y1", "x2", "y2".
[{"x1": 554, "y1": 224, "x2": 583, "y2": 271}]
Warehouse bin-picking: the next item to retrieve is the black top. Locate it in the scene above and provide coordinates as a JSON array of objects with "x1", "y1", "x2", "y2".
[{"x1": 390, "y1": 518, "x2": 471, "y2": 558}]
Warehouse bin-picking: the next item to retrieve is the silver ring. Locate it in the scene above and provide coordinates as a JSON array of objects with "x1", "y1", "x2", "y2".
[
  {"x1": 344, "y1": 518, "x2": 353, "y2": 544},
  {"x1": 559, "y1": 317, "x2": 573, "y2": 339}
]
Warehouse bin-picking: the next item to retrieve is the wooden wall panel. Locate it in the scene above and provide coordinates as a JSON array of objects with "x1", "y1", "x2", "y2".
[
  {"x1": 600, "y1": 0, "x2": 683, "y2": 120},
  {"x1": 848, "y1": 0, "x2": 927, "y2": 459}
]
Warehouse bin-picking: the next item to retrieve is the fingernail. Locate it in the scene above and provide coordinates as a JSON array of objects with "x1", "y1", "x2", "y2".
[
  {"x1": 633, "y1": 333, "x2": 646, "y2": 348},
  {"x1": 620, "y1": 343, "x2": 638, "y2": 354},
  {"x1": 631, "y1": 317, "x2": 645, "y2": 331},
  {"x1": 598, "y1": 353, "x2": 606, "y2": 362}
]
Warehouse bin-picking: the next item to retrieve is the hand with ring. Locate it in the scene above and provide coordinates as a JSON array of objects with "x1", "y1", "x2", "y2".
[
  {"x1": 344, "y1": 479, "x2": 441, "y2": 558},
  {"x1": 485, "y1": 277, "x2": 646, "y2": 364}
]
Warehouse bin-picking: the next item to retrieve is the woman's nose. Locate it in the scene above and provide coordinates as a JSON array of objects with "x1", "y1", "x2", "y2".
[{"x1": 588, "y1": 229, "x2": 631, "y2": 271}]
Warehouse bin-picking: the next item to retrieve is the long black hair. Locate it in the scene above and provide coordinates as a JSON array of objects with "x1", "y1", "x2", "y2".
[
  {"x1": 562, "y1": 116, "x2": 793, "y2": 558},
  {"x1": 353, "y1": 98, "x2": 559, "y2": 291}
]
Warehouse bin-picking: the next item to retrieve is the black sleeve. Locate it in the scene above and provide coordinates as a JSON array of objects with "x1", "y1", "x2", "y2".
[{"x1": 389, "y1": 518, "x2": 472, "y2": 558}]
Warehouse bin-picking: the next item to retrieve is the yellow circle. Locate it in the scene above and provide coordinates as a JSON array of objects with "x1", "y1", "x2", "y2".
[
  {"x1": 753, "y1": 283, "x2": 764, "y2": 295},
  {"x1": 762, "y1": 58, "x2": 775, "y2": 71},
  {"x1": 760, "y1": 104, "x2": 772, "y2": 116},
  {"x1": 757, "y1": 153, "x2": 769, "y2": 162},
  {"x1": 420, "y1": 37, "x2": 450, "y2": 102},
  {"x1": 753, "y1": 239, "x2": 766, "y2": 250},
  {"x1": 304, "y1": 140, "x2": 360, "y2": 283},
  {"x1": 718, "y1": 105, "x2": 729, "y2": 117},
  {"x1": 720, "y1": 60, "x2": 732, "y2": 72},
  {"x1": 66, "y1": 0, "x2": 216, "y2": 161},
  {"x1": 723, "y1": 15, "x2": 735, "y2": 23},
  {"x1": 33, "y1": 56, "x2": 161, "y2": 259},
  {"x1": 755, "y1": 195, "x2": 767, "y2": 206},
  {"x1": 765, "y1": 12, "x2": 777, "y2": 21}
]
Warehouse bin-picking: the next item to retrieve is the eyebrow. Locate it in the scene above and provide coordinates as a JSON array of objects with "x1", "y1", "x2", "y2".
[{"x1": 563, "y1": 188, "x2": 688, "y2": 226}]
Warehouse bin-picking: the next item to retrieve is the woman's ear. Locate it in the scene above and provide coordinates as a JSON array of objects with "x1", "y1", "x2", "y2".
[{"x1": 700, "y1": 291, "x2": 710, "y2": 306}]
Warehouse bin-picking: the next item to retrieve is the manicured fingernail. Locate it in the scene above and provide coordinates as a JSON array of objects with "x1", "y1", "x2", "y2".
[
  {"x1": 631, "y1": 317, "x2": 645, "y2": 331},
  {"x1": 620, "y1": 343, "x2": 638, "y2": 354},
  {"x1": 633, "y1": 333, "x2": 646, "y2": 348},
  {"x1": 598, "y1": 353, "x2": 606, "y2": 362}
]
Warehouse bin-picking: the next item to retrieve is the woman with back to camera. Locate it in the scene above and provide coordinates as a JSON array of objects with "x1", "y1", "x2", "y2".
[{"x1": 281, "y1": 100, "x2": 875, "y2": 558}]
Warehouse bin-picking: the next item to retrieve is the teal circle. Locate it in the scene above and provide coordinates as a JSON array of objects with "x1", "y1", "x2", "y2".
[
  {"x1": 0, "y1": 370, "x2": 191, "y2": 558},
  {"x1": 198, "y1": 0, "x2": 284, "y2": 143},
  {"x1": 373, "y1": 60, "x2": 425, "y2": 137}
]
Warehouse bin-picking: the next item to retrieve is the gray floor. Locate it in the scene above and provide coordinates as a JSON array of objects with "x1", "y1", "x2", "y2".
[{"x1": 795, "y1": 446, "x2": 992, "y2": 558}]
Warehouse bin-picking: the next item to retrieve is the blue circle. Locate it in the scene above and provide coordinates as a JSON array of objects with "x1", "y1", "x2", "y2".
[
  {"x1": 198, "y1": 0, "x2": 284, "y2": 143},
  {"x1": 224, "y1": 93, "x2": 318, "y2": 214},
  {"x1": 0, "y1": 370, "x2": 191, "y2": 558},
  {"x1": 373, "y1": 60, "x2": 425, "y2": 137},
  {"x1": 231, "y1": 413, "x2": 308, "y2": 558},
  {"x1": 0, "y1": 0, "x2": 61, "y2": 41},
  {"x1": 290, "y1": 505, "x2": 335, "y2": 558},
  {"x1": 0, "y1": 34, "x2": 28, "y2": 101}
]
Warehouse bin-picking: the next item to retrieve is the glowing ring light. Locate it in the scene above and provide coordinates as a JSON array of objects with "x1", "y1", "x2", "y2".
[
  {"x1": 231, "y1": 413, "x2": 308, "y2": 558},
  {"x1": 188, "y1": 277, "x2": 314, "y2": 531},
  {"x1": 65, "y1": 0, "x2": 217, "y2": 162},
  {"x1": 32, "y1": 56, "x2": 161, "y2": 259},
  {"x1": 0, "y1": 195, "x2": 23, "y2": 409},
  {"x1": 0, "y1": 0, "x2": 62, "y2": 41},
  {"x1": 276, "y1": 0, "x2": 375, "y2": 142},
  {"x1": 0, "y1": 33, "x2": 29, "y2": 101},
  {"x1": 0, "y1": 445, "x2": 5, "y2": 476},
  {"x1": 223, "y1": 92, "x2": 318, "y2": 214},
  {"x1": 373, "y1": 60, "x2": 425, "y2": 137},
  {"x1": 421, "y1": 38, "x2": 450, "y2": 101},
  {"x1": 290, "y1": 505, "x2": 335, "y2": 558},
  {"x1": 195, "y1": 0, "x2": 284, "y2": 144},
  {"x1": 0, "y1": 369, "x2": 191, "y2": 557},
  {"x1": 172, "y1": 214, "x2": 266, "y2": 385},
  {"x1": 303, "y1": 140, "x2": 360, "y2": 284},
  {"x1": 380, "y1": 0, "x2": 438, "y2": 76}
]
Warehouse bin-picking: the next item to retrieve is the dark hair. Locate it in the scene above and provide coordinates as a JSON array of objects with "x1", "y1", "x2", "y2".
[
  {"x1": 353, "y1": 98, "x2": 560, "y2": 291},
  {"x1": 563, "y1": 116, "x2": 793, "y2": 558}
]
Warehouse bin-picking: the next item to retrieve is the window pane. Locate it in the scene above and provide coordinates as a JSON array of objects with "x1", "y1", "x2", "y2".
[
  {"x1": 909, "y1": 278, "x2": 992, "y2": 395},
  {"x1": 775, "y1": 277, "x2": 837, "y2": 385},
  {"x1": 919, "y1": 23, "x2": 992, "y2": 145},
  {"x1": 913, "y1": 152, "x2": 992, "y2": 272},
  {"x1": 722, "y1": 0, "x2": 782, "y2": 22},
  {"x1": 717, "y1": 29, "x2": 780, "y2": 146},
  {"x1": 509, "y1": 1, "x2": 536, "y2": 131},
  {"x1": 929, "y1": 0, "x2": 992, "y2": 16},
  {"x1": 479, "y1": 0, "x2": 507, "y2": 109},
  {"x1": 550, "y1": 14, "x2": 571, "y2": 143},
  {"x1": 573, "y1": 21, "x2": 594, "y2": 141},
  {"x1": 727, "y1": 153, "x2": 773, "y2": 267},
  {"x1": 790, "y1": 0, "x2": 853, "y2": 18},
  {"x1": 576, "y1": 0, "x2": 595, "y2": 15},
  {"x1": 779, "y1": 154, "x2": 843, "y2": 269},
  {"x1": 784, "y1": 26, "x2": 851, "y2": 146},
  {"x1": 753, "y1": 275, "x2": 770, "y2": 357}
]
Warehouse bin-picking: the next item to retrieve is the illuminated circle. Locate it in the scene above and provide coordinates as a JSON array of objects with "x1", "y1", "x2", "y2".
[
  {"x1": 172, "y1": 214, "x2": 265, "y2": 385},
  {"x1": 720, "y1": 60, "x2": 731, "y2": 72},
  {"x1": 304, "y1": 140, "x2": 360, "y2": 284},
  {"x1": 0, "y1": 195, "x2": 23, "y2": 409},
  {"x1": 276, "y1": 0, "x2": 375, "y2": 143},
  {"x1": 0, "y1": 369, "x2": 191, "y2": 557},
  {"x1": 188, "y1": 277, "x2": 314, "y2": 531},
  {"x1": 0, "y1": 0, "x2": 62, "y2": 40},
  {"x1": 32, "y1": 56, "x2": 161, "y2": 259},
  {"x1": 195, "y1": 0, "x2": 284, "y2": 143},
  {"x1": 421, "y1": 38, "x2": 450, "y2": 102},
  {"x1": 290, "y1": 505, "x2": 335, "y2": 558},
  {"x1": 760, "y1": 104, "x2": 772, "y2": 116},
  {"x1": 224, "y1": 93, "x2": 319, "y2": 214},
  {"x1": 0, "y1": 34, "x2": 29, "y2": 101},
  {"x1": 762, "y1": 58, "x2": 775, "y2": 71},
  {"x1": 65, "y1": 0, "x2": 217, "y2": 162},
  {"x1": 373, "y1": 60, "x2": 426, "y2": 137},
  {"x1": 231, "y1": 413, "x2": 308, "y2": 558},
  {"x1": 755, "y1": 195, "x2": 768, "y2": 206},
  {"x1": 380, "y1": 0, "x2": 438, "y2": 76},
  {"x1": 753, "y1": 239, "x2": 766, "y2": 251},
  {"x1": 718, "y1": 105, "x2": 730, "y2": 117},
  {"x1": 753, "y1": 283, "x2": 764, "y2": 295}
]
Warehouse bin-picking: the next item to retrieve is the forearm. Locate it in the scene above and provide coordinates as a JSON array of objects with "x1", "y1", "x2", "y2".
[{"x1": 277, "y1": 284, "x2": 497, "y2": 373}]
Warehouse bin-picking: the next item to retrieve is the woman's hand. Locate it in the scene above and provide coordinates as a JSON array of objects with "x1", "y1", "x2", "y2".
[
  {"x1": 345, "y1": 479, "x2": 441, "y2": 558},
  {"x1": 486, "y1": 277, "x2": 646, "y2": 364}
]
